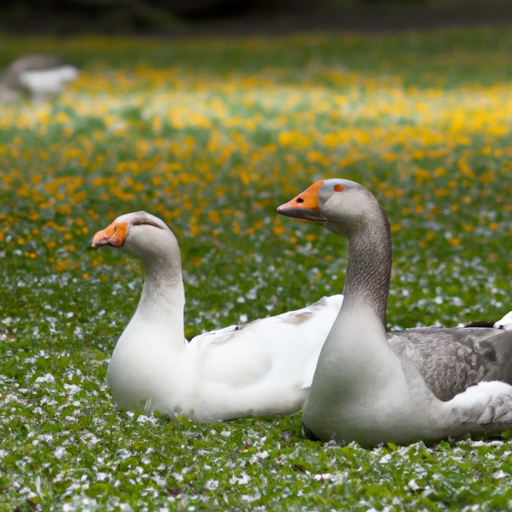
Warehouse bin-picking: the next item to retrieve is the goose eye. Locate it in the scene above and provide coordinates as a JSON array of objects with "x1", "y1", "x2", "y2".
[{"x1": 333, "y1": 184, "x2": 344, "y2": 192}]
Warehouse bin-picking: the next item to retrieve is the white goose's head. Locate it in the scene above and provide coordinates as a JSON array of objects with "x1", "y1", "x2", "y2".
[
  {"x1": 92, "y1": 211, "x2": 179, "y2": 266},
  {"x1": 276, "y1": 178, "x2": 380, "y2": 237}
]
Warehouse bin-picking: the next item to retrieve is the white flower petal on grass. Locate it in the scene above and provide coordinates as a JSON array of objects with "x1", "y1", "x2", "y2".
[
  {"x1": 205, "y1": 479, "x2": 219, "y2": 491},
  {"x1": 229, "y1": 472, "x2": 250, "y2": 485},
  {"x1": 53, "y1": 446, "x2": 66, "y2": 459},
  {"x1": 241, "y1": 493, "x2": 261, "y2": 502},
  {"x1": 312, "y1": 473, "x2": 344, "y2": 484},
  {"x1": 136, "y1": 414, "x2": 158, "y2": 424},
  {"x1": 408, "y1": 479, "x2": 420, "y2": 491},
  {"x1": 34, "y1": 373, "x2": 55, "y2": 384}
]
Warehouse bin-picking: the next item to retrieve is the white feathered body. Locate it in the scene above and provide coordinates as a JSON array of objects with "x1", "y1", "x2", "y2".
[
  {"x1": 107, "y1": 293, "x2": 343, "y2": 420},
  {"x1": 19, "y1": 66, "x2": 79, "y2": 94}
]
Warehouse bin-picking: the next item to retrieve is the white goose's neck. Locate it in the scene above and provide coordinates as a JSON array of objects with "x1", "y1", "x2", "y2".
[
  {"x1": 137, "y1": 259, "x2": 185, "y2": 325},
  {"x1": 125, "y1": 228, "x2": 186, "y2": 346}
]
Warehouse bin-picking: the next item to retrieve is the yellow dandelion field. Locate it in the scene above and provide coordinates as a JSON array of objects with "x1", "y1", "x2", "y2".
[{"x1": 1, "y1": 30, "x2": 511, "y2": 334}]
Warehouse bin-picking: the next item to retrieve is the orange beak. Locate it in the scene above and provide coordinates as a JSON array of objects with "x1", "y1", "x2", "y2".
[
  {"x1": 276, "y1": 180, "x2": 327, "y2": 222},
  {"x1": 92, "y1": 221, "x2": 129, "y2": 248}
]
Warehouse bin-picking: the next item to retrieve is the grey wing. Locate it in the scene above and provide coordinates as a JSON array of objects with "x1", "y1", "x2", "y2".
[{"x1": 386, "y1": 327, "x2": 512, "y2": 401}]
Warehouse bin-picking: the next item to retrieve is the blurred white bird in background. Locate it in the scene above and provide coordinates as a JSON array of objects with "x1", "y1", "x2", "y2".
[{"x1": 0, "y1": 54, "x2": 79, "y2": 102}]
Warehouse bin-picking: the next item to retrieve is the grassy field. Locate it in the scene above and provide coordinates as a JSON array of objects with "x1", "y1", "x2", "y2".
[{"x1": 1, "y1": 26, "x2": 512, "y2": 510}]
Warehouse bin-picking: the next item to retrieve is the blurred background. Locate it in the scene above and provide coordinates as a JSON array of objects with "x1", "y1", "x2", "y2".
[{"x1": 2, "y1": 0, "x2": 512, "y2": 36}]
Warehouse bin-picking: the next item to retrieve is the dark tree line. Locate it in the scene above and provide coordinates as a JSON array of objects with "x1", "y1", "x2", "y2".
[
  {"x1": 4, "y1": 0, "x2": 278, "y2": 23},
  {"x1": 1, "y1": 0, "x2": 424, "y2": 33}
]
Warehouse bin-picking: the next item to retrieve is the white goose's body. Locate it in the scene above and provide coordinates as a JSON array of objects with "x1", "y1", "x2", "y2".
[
  {"x1": 0, "y1": 54, "x2": 78, "y2": 102},
  {"x1": 93, "y1": 212, "x2": 342, "y2": 420},
  {"x1": 277, "y1": 179, "x2": 512, "y2": 446}
]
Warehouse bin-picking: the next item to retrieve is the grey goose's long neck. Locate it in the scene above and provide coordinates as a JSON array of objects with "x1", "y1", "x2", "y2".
[{"x1": 342, "y1": 204, "x2": 391, "y2": 328}]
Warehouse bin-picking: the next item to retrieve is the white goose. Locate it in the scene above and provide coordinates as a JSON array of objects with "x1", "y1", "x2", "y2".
[
  {"x1": 0, "y1": 54, "x2": 79, "y2": 102},
  {"x1": 277, "y1": 178, "x2": 512, "y2": 446},
  {"x1": 92, "y1": 211, "x2": 342, "y2": 421}
]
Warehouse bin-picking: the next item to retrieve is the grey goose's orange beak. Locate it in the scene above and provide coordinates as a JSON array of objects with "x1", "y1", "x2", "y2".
[{"x1": 276, "y1": 180, "x2": 327, "y2": 223}]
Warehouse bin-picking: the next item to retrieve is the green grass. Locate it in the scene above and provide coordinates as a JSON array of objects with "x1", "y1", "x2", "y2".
[{"x1": 1, "y1": 26, "x2": 512, "y2": 509}]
